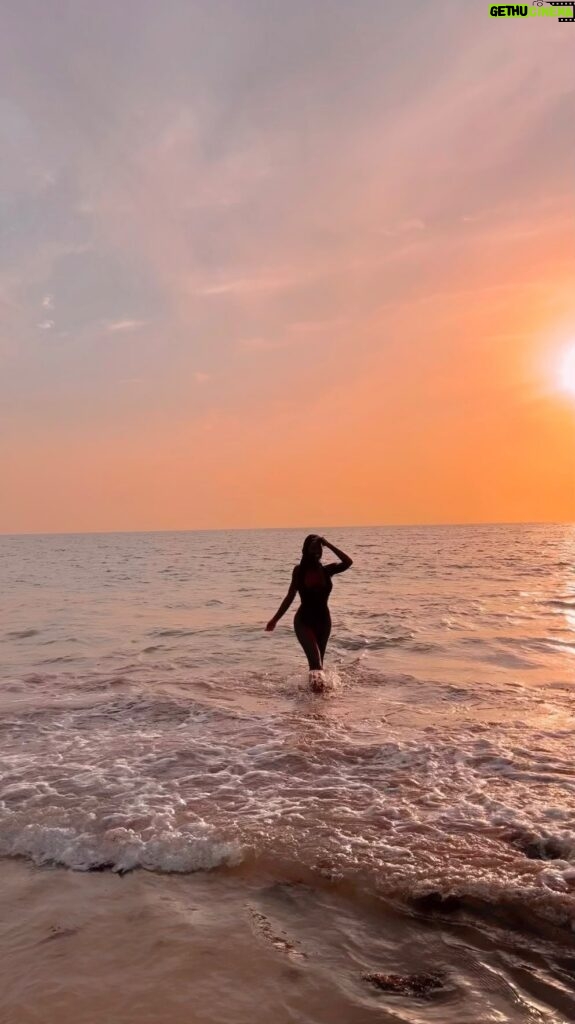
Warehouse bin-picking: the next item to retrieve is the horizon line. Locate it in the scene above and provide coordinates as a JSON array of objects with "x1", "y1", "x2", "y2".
[{"x1": 1, "y1": 519, "x2": 573, "y2": 539}]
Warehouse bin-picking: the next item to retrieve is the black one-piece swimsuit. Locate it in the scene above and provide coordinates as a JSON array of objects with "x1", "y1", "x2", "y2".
[{"x1": 293, "y1": 567, "x2": 333, "y2": 666}]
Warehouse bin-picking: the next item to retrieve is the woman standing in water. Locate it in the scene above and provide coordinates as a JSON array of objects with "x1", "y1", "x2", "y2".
[{"x1": 266, "y1": 535, "x2": 353, "y2": 688}]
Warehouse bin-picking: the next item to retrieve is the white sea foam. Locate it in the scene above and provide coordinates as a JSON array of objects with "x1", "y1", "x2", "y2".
[
  {"x1": 0, "y1": 690, "x2": 573, "y2": 927},
  {"x1": 0, "y1": 821, "x2": 241, "y2": 873}
]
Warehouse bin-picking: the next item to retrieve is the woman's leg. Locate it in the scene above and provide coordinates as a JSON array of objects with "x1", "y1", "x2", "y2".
[
  {"x1": 316, "y1": 612, "x2": 332, "y2": 664},
  {"x1": 294, "y1": 612, "x2": 322, "y2": 670}
]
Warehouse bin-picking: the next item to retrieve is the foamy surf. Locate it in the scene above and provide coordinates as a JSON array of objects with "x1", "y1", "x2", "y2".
[
  {"x1": 0, "y1": 687, "x2": 573, "y2": 931},
  {"x1": 0, "y1": 821, "x2": 242, "y2": 874}
]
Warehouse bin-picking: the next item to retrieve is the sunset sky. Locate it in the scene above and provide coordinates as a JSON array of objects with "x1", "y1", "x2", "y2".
[{"x1": 1, "y1": 0, "x2": 574, "y2": 533}]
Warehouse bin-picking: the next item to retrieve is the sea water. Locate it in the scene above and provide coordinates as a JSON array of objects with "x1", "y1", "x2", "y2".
[{"x1": 1, "y1": 524, "x2": 574, "y2": 1023}]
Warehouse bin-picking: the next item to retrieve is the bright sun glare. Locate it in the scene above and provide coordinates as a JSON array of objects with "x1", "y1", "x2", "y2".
[{"x1": 559, "y1": 344, "x2": 575, "y2": 396}]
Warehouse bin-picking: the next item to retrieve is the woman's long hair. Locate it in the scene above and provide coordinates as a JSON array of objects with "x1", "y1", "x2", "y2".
[{"x1": 297, "y1": 534, "x2": 322, "y2": 584}]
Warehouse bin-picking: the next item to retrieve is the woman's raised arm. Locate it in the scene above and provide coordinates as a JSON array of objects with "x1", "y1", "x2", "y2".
[{"x1": 321, "y1": 538, "x2": 353, "y2": 575}]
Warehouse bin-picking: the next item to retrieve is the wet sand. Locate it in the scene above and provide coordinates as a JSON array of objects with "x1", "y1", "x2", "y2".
[{"x1": 2, "y1": 859, "x2": 575, "y2": 1024}]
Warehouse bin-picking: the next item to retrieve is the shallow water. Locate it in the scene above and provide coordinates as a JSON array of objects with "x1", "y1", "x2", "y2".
[
  {"x1": 3, "y1": 860, "x2": 575, "y2": 1024},
  {"x1": 1, "y1": 524, "x2": 574, "y2": 1022}
]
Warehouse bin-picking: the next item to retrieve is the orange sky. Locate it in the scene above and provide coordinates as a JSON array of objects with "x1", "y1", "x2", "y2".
[{"x1": 0, "y1": 3, "x2": 574, "y2": 533}]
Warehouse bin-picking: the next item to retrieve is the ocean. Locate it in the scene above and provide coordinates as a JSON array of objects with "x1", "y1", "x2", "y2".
[{"x1": 1, "y1": 524, "x2": 574, "y2": 1023}]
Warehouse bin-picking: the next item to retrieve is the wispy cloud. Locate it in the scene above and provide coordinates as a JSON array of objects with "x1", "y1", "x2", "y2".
[
  {"x1": 238, "y1": 337, "x2": 279, "y2": 352},
  {"x1": 288, "y1": 319, "x2": 347, "y2": 334},
  {"x1": 380, "y1": 219, "x2": 426, "y2": 238},
  {"x1": 193, "y1": 274, "x2": 303, "y2": 297},
  {"x1": 106, "y1": 319, "x2": 148, "y2": 333}
]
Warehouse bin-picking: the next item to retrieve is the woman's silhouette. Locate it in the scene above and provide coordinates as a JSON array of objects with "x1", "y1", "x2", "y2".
[{"x1": 266, "y1": 535, "x2": 353, "y2": 688}]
